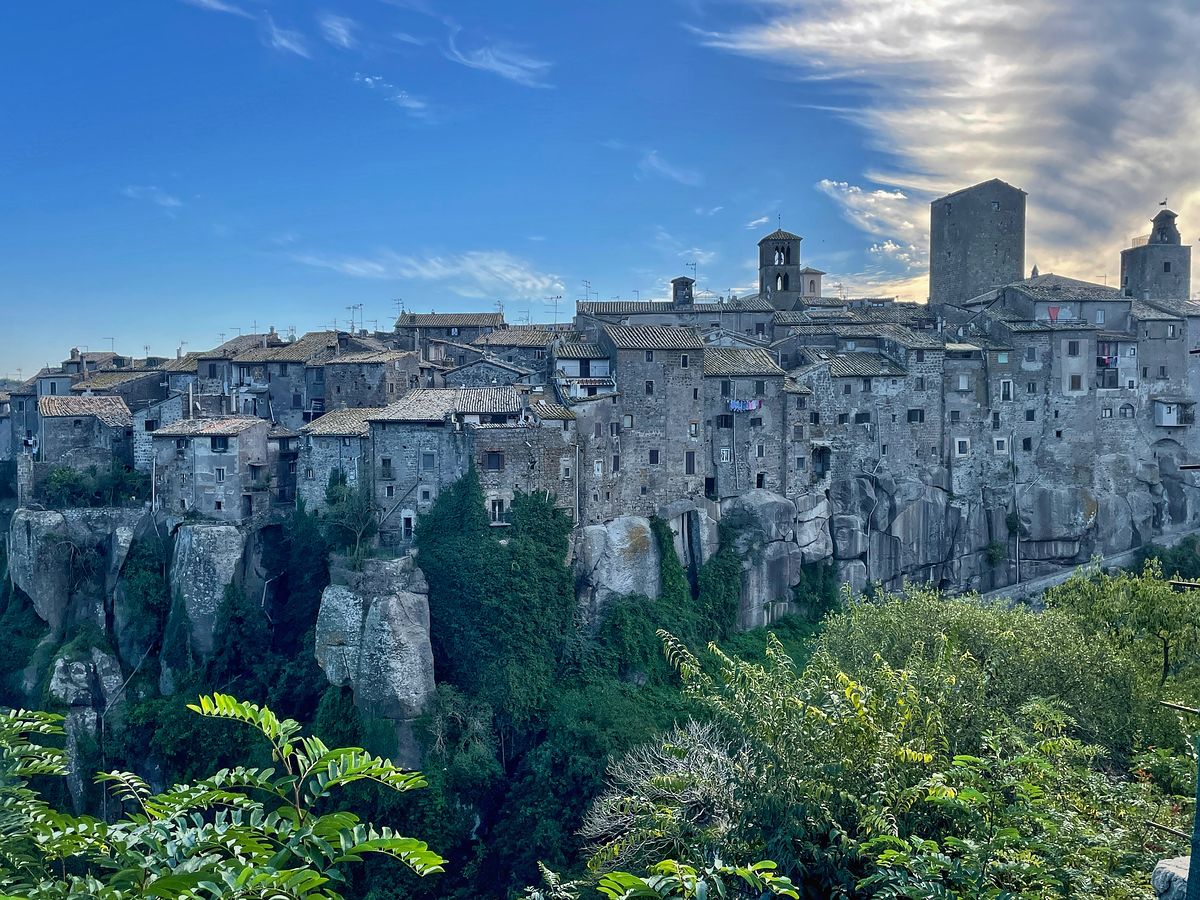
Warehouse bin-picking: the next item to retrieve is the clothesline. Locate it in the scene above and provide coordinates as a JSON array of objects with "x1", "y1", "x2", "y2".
[{"x1": 728, "y1": 398, "x2": 762, "y2": 412}]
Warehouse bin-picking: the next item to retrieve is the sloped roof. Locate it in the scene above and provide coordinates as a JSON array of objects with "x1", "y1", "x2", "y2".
[
  {"x1": 71, "y1": 370, "x2": 160, "y2": 392},
  {"x1": 528, "y1": 398, "x2": 575, "y2": 420},
  {"x1": 300, "y1": 407, "x2": 384, "y2": 437},
  {"x1": 1131, "y1": 300, "x2": 1182, "y2": 322},
  {"x1": 447, "y1": 357, "x2": 534, "y2": 376},
  {"x1": 153, "y1": 416, "x2": 266, "y2": 437},
  {"x1": 1012, "y1": 273, "x2": 1122, "y2": 302},
  {"x1": 798, "y1": 351, "x2": 907, "y2": 378},
  {"x1": 702, "y1": 348, "x2": 785, "y2": 377},
  {"x1": 935, "y1": 178, "x2": 1027, "y2": 201},
  {"x1": 472, "y1": 329, "x2": 557, "y2": 348},
  {"x1": 323, "y1": 350, "x2": 416, "y2": 365},
  {"x1": 1142, "y1": 297, "x2": 1200, "y2": 318},
  {"x1": 371, "y1": 389, "x2": 459, "y2": 422},
  {"x1": 396, "y1": 312, "x2": 505, "y2": 328},
  {"x1": 456, "y1": 386, "x2": 523, "y2": 415},
  {"x1": 758, "y1": 228, "x2": 801, "y2": 243},
  {"x1": 555, "y1": 342, "x2": 607, "y2": 360},
  {"x1": 234, "y1": 331, "x2": 345, "y2": 364},
  {"x1": 38, "y1": 395, "x2": 132, "y2": 427},
  {"x1": 602, "y1": 324, "x2": 704, "y2": 351},
  {"x1": 198, "y1": 333, "x2": 286, "y2": 359},
  {"x1": 159, "y1": 353, "x2": 202, "y2": 373}
]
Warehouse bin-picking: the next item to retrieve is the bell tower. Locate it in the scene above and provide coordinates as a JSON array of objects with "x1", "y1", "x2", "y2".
[
  {"x1": 758, "y1": 228, "x2": 803, "y2": 310},
  {"x1": 1120, "y1": 209, "x2": 1191, "y2": 299}
]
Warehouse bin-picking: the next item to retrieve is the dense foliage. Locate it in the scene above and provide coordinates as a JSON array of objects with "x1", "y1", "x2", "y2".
[{"x1": 35, "y1": 463, "x2": 150, "y2": 509}]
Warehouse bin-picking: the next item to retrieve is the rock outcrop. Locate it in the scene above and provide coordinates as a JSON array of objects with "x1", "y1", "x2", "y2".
[
  {"x1": 315, "y1": 556, "x2": 436, "y2": 767},
  {"x1": 48, "y1": 646, "x2": 125, "y2": 810},
  {"x1": 573, "y1": 516, "x2": 662, "y2": 621},
  {"x1": 168, "y1": 524, "x2": 248, "y2": 658},
  {"x1": 1152, "y1": 856, "x2": 1189, "y2": 900}
]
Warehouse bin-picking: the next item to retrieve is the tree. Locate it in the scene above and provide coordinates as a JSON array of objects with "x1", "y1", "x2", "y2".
[
  {"x1": 0, "y1": 694, "x2": 444, "y2": 899},
  {"x1": 324, "y1": 472, "x2": 378, "y2": 561}
]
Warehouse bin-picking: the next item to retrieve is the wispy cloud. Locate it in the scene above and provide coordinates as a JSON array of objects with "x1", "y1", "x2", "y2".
[
  {"x1": 694, "y1": 205, "x2": 724, "y2": 217},
  {"x1": 745, "y1": 215, "x2": 769, "y2": 229},
  {"x1": 319, "y1": 14, "x2": 357, "y2": 50},
  {"x1": 179, "y1": 0, "x2": 253, "y2": 19},
  {"x1": 292, "y1": 248, "x2": 564, "y2": 299},
  {"x1": 701, "y1": 0, "x2": 1200, "y2": 299},
  {"x1": 444, "y1": 27, "x2": 552, "y2": 88},
  {"x1": 121, "y1": 185, "x2": 183, "y2": 210},
  {"x1": 353, "y1": 72, "x2": 431, "y2": 119},
  {"x1": 264, "y1": 15, "x2": 311, "y2": 58},
  {"x1": 637, "y1": 150, "x2": 703, "y2": 187},
  {"x1": 392, "y1": 31, "x2": 428, "y2": 46}
]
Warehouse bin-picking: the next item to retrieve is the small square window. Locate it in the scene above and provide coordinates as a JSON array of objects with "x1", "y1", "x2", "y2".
[
  {"x1": 837, "y1": 413, "x2": 849, "y2": 425},
  {"x1": 1022, "y1": 437, "x2": 1032, "y2": 451},
  {"x1": 215, "y1": 467, "x2": 226, "y2": 483},
  {"x1": 756, "y1": 443, "x2": 765, "y2": 458},
  {"x1": 485, "y1": 451, "x2": 505, "y2": 471},
  {"x1": 720, "y1": 448, "x2": 731, "y2": 463},
  {"x1": 680, "y1": 354, "x2": 689, "y2": 369},
  {"x1": 645, "y1": 380, "x2": 654, "y2": 396},
  {"x1": 749, "y1": 417, "x2": 763, "y2": 427},
  {"x1": 950, "y1": 409, "x2": 962, "y2": 423},
  {"x1": 386, "y1": 485, "x2": 395, "y2": 498},
  {"x1": 689, "y1": 422, "x2": 698, "y2": 438},
  {"x1": 1101, "y1": 407, "x2": 1113, "y2": 419},
  {"x1": 649, "y1": 449, "x2": 660, "y2": 465},
  {"x1": 754, "y1": 380, "x2": 766, "y2": 395},
  {"x1": 645, "y1": 350, "x2": 654, "y2": 363},
  {"x1": 1025, "y1": 409, "x2": 1035, "y2": 422},
  {"x1": 842, "y1": 383, "x2": 851, "y2": 395},
  {"x1": 997, "y1": 352, "x2": 1009, "y2": 363},
  {"x1": 215, "y1": 500, "x2": 223, "y2": 511},
  {"x1": 421, "y1": 489, "x2": 431, "y2": 501},
  {"x1": 622, "y1": 414, "x2": 634, "y2": 429}
]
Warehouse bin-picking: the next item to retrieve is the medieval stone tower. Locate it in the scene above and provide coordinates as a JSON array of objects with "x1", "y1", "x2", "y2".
[
  {"x1": 1120, "y1": 209, "x2": 1192, "y2": 299},
  {"x1": 758, "y1": 229, "x2": 822, "y2": 310},
  {"x1": 929, "y1": 178, "x2": 1026, "y2": 305}
]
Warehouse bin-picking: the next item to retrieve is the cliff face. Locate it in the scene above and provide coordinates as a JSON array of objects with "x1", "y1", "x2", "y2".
[{"x1": 314, "y1": 556, "x2": 436, "y2": 767}]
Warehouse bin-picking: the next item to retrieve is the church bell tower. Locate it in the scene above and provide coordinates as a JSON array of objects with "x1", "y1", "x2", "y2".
[{"x1": 758, "y1": 228, "x2": 804, "y2": 310}]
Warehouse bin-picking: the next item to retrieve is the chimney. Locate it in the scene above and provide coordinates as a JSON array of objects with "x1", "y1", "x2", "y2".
[
  {"x1": 176, "y1": 347, "x2": 182, "y2": 359},
  {"x1": 70, "y1": 348, "x2": 80, "y2": 361}
]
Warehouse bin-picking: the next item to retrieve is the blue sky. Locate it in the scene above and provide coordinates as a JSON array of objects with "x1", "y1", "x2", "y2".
[{"x1": 2, "y1": 0, "x2": 1198, "y2": 377}]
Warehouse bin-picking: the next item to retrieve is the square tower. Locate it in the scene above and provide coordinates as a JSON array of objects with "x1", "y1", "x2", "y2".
[
  {"x1": 1120, "y1": 209, "x2": 1191, "y2": 299},
  {"x1": 929, "y1": 179, "x2": 1026, "y2": 305}
]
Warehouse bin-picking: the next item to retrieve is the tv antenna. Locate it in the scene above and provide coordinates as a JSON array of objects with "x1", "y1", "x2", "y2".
[
  {"x1": 103, "y1": 337, "x2": 115, "y2": 353},
  {"x1": 582, "y1": 280, "x2": 594, "y2": 301},
  {"x1": 545, "y1": 295, "x2": 563, "y2": 325},
  {"x1": 633, "y1": 289, "x2": 640, "y2": 300}
]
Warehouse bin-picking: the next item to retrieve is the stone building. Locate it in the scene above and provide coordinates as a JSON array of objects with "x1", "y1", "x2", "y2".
[
  {"x1": 1121, "y1": 209, "x2": 1192, "y2": 300},
  {"x1": 37, "y1": 396, "x2": 134, "y2": 470},
  {"x1": 298, "y1": 407, "x2": 385, "y2": 513},
  {"x1": 323, "y1": 350, "x2": 422, "y2": 409},
  {"x1": 151, "y1": 417, "x2": 272, "y2": 523},
  {"x1": 0, "y1": 392, "x2": 11, "y2": 461},
  {"x1": 133, "y1": 394, "x2": 186, "y2": 471},
  {"x1": 393, "y1": 312, "x2": 505, "y2": 356},
  {"x1": 757, "y1": 228, "x2": 824, "y2": 310},
  {"x1": 930, "y1": 178, "x2": 1026, "y2": 305},
  {"x1": 553, "y1": 341, "x2": 615, "y2": 399},
  {"x1": 193, "y1": 332, "x2": 287, "y2": 413},
  {"x1": 443, "y1": 357, "x2": 535, "y2": 388},
  {"x1": 470, "y1": 328, "x2": 556, "y2": 377}
]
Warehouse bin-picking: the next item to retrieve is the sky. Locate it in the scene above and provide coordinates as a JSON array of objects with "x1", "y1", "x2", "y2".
[{"x1": 2, "y1": 0, "x2": 1199, "y2": 378}]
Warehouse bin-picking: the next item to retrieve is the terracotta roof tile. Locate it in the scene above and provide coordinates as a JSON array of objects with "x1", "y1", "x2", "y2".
[
  {"x1": 301, "y1": 408, "x2": 386, "y2": 437},
  {"x1": 602, "y1": 324, "x2": 704, "y2": 350},
  {"x1": 702, "y1": 347, "x2": 785, "y2": 377},
  {"x1": 152, "y1": 416, "x2": 266, "y2": 437},
  {"x1": 38, "y1": 395, "x2": 132, "y2": 427}
]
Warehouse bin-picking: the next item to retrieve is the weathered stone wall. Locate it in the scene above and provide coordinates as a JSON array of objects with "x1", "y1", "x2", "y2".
[
  {"x1": 298, "y1": 434, "x2": 368, "y2": 513},
  {"x1": 133, "y1": 395, "x2": 184, "y2": 472},
  {"x1": 471, "y1": 422, "x2": 577, "y2": 520}
]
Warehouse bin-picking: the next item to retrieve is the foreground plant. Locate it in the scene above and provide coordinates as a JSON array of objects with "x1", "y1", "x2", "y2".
[{"x1": 0, "y1": 693, "x2": 444, "y2": 899}]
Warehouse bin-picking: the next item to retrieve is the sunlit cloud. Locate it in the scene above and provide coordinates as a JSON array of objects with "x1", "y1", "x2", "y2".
[
  {"x1": 444, "y1": 28, "x2": 553, "y2": 88},
  {"x1": 701, "y1": 0, "x2": 1200, "y2": 300},
  {"x1": 179, "y1": 0, "x2": 253, "y2": 19}
]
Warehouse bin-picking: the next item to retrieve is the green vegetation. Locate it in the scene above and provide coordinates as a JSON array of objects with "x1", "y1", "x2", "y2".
[{"x1": 35, "y1": 463, "x2": 150, "y2": 509}]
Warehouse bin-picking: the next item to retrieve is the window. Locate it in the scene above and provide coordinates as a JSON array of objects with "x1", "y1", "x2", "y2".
[
  {"x1": 881, "y1": 444, "x2": 888, "y2": 456},
  {"x1": 1025, "y1": 409, "x2": 1035, "y2": 422},
  {"x1": 594, "y1": 459, "x2": 603, "y2": 477},
  {"x1": 957, "y1": 374, "x2": 969, "y2": 391},
  {"x1": 215, "y1": 500, "x2": 223, "y2": 511},
  {"x1": 716, "y1": 414, "x2": 733, "y2": 429},
  {"x1": 1159, "y1": 365, "x2": 1168, "y2": 378},
  {"x1": 991, "y1": 200, "x2": 1000, "y2": 210},
  {"x1": 1022, "y1": 437, "x2": 1032, "y2": 451},
  {"x1": 449, "y1": 327, "x2": 460, "y2": 337},
  {"x1": 795, "y1": 456, "x2": 806, "y2": 470},
  {"x1": 1027, "y1": 381, "x2": 1037, "y2": 394},
  {"x1": 305, "y1": 467, "x2": 314, "y2": 480},
  {"x1": 689, "y1": 422, "x2": 698, "y2": 438},
  {"x1": 809, "y1": 411, "x2": 820, "y2": 425},
  {"x1": 72, "y1": 419, "x2": 81, "y2": 429},
  {"x1": 1095, "y1": 309, "x2": 1105, "y2": 325},
  {"x1": 1128, "y1": 346, "x2": 1137, "y2": 357},
  {"x1": 1165, "y1": 261, "x2": 1173, "y2": 273},
  {"x1": 756, "y1": 473, "x2": 765, "y2": 489},
  {"x1": 1069, "y1": 374, "x2": 1083, "y2": 391},
  {"x1": 992, "y1": 412, "x2": 1001, "y2": 430},
  {"x1": 649, "y1": 449, "x2": 660, "y2": 465},
  {"x1": 1120, "y1": 404, "x2": 1135, "y2": 418},
  {"x1": 1169, "y1": 324, "x2": 1177, "y2": 338},
  {"x1": 994, "y1": 438, "x2": 1007, "y2": 453},
  {"x1": 594, "y1": 423, "x2": 602, "y2": 438},
  {"x1": 749, "y1": 416, "x2": 763, "y2": 427},
  {"x1": 1067, "y1": 340, "x2": 1079, "y2": 357},
  {"x1": 645, "y1": 350, "x2": 654, "y2": 363},
  {"x1": 755, "y1": 380, "x2": 766, "y2": 395},
  {"x1": 795, "y1": 395, "x2": 807, "y2": 409},
  {"x1": 421, "y1": 452, "x2": 436, "y2": 471},
  {"x1": 1143, "y1": 366, "x2": 1149, "y2": 379},
  {"x1": 645, "y1": 380, "x2": 654, "y2": 396},
  {"x1": 292, "y1": 393, "x2": 303, "y2": 409},
  {"x1": 1055, "y1": 429, "x2": 1063, "y2": 439},
  {"x1": 381, "y1": 457, "x2": 393, "y2": 477},
  {"x1": 915, "y1": 350, "x2": 924, "y2": 362},
  {"x1": 907, "y1": 409, "x2": 924, "y2": 424},
  {"x1": 756, "y1": 443, "x2": 765, "y2": 458},
  {"x1": 612, "y1": 454, "x2": 620, "y2": 472},
  {"x1": 421, "y1": 489, "x2": 431, "y2": 501},
  {"x1": 685, "y1": 451, "x2": 695, "y2": 475},
  {"x1": 720, "y1": 448, "x2": 731, "y2": 463},
  {"x1": 680, "y1": 353, "x2": 689, "y2": 369},
  {"x1": 837, "y1": 413, "x2": 849, "y2": 425},
  {"x1": 842, "y1": 383, "x2": 852, "y2": 395},
  {"x1": 48, "y1": 382, "x2": 57, "y2": 395},
  {"x1": 793, "y1": 423, "x2": 805, "y2": 439},
  {"x1": 210, "y1": 436, "x2": 229, "y2": 452},
  {"x1": 279, "y1": 363, "x2": 288, "y2": 376},
  {"x1": 609, "y1": 422, "x2": 619, "y2": 436},
  {"x1": 861, "y1": 378, "x2": 872, "y2": 393},
  {"x1": 721, "y1": 380, "x2": 731, "y2": 397},
  {"x1": 385, "y1": 485, "x2": 395, "y2": 499},
  {"x1": 950, "y1": 410, "x2": 961, "y2": 423},
  {"x1": 213, "y1": 466, "x2": 226, "y2": 483},
  {"x1": 997, "y1": 352, "x2": 1009, "y2": 363},
  {"x1": 915, "y1": 376, "x2": 925, "y2": 391},
  {"x1": 854, "y1": 411, "x2": 871, "y2": 424},
  {"x1": 490, "y1": 499, "x2": 504, "y2": 523},
  {"x1": 1000, "y1": 379, "x2": 1013, "y2": 401},
  {"x1": 485, "y1": 451, "x2": 505, "y2": 471},
  {"x1": 208, "y1": 363, "x2": 218, "y2": 379},
  {"x1": 955, "y1": 438, "x2": 970, "y2": 456},
  {"x1": 1101, "y1": 407, "x2": 1113, "y2": 419}
]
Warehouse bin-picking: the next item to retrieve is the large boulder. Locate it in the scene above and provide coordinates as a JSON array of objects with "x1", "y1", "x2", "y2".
[
  {"x1": 169, "y1": 524, "x2": 247, "y2": 658},
  {"x1": 8, "y1": 508, "x2": 146, "y2": 634},
  {"x1": 48, "y1": 646, "x2": 125, "y2": 810},
  {"x1": 574, "y1": 516, "x2": 661, "y2": 620},
  {"x1": 832, "y1": 514, "x2": 866, "y2": 559},
  {"x1": 723, "y1": 489, "x2": 797, "y2": 543},
  {"x1": 1153, "y1": 857, "x2": 1189, "y2": 900},
  {"x1": 315, "y1": 557, "x2": 436, "y2": 767},
  {"x1": 794, "y1": 494, "x2": 833, "y2": 564}
]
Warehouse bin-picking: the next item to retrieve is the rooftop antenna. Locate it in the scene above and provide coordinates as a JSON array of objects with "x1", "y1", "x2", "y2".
[
  {"x1": 494, "y1": 299, "x2": 504, "y2": 316},
  {"x1": 582, "y1": 280, "x2": 593, "y2": 302},
  {"x1": 686, "y1": 260, "x2": 698, "y2": 281},
  {"x1": 545, "y1": 295, "x2": 563, "y2": 325},
  {"x1": 219, "y1": 333, "x2": 226, "y2": 343},
  {"x1": 103, "y1": 337, "x2": 115, "y2": 353},
  {"x1": 633, "y1": 289, "x2": 641, "y2": 300},
  {"x1": 393, "y1": 298, "x2": 405, "y2": 322},
  {"x1": 231, "y1": 327, "x2": 242, "y2": 336},
  {"x1": 369, "y1": 319, "x2": 379, "y2": 332},
  {"x1": 1095, "y1": 273, "x2": 1108, "y2": 286}
]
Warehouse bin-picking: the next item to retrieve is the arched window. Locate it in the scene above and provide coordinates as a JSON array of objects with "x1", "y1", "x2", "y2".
[
  {"x1": 776, "y1": 274, "x2": 784, "y2": 291},
  {"x1": 808, "y1": 279, "x2": 816, "y2": 293},
  {"x1": 1119, "y1": 404, "x2": 1135, "y2": 418}
]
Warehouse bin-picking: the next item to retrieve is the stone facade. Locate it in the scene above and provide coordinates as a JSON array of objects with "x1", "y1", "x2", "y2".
[
  {"x1": 930, "y1": 178, "x2": 1026, "y2": 305},
  {"x1": 152, "y1": 417, "x2": 272, "y2": 523}
]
